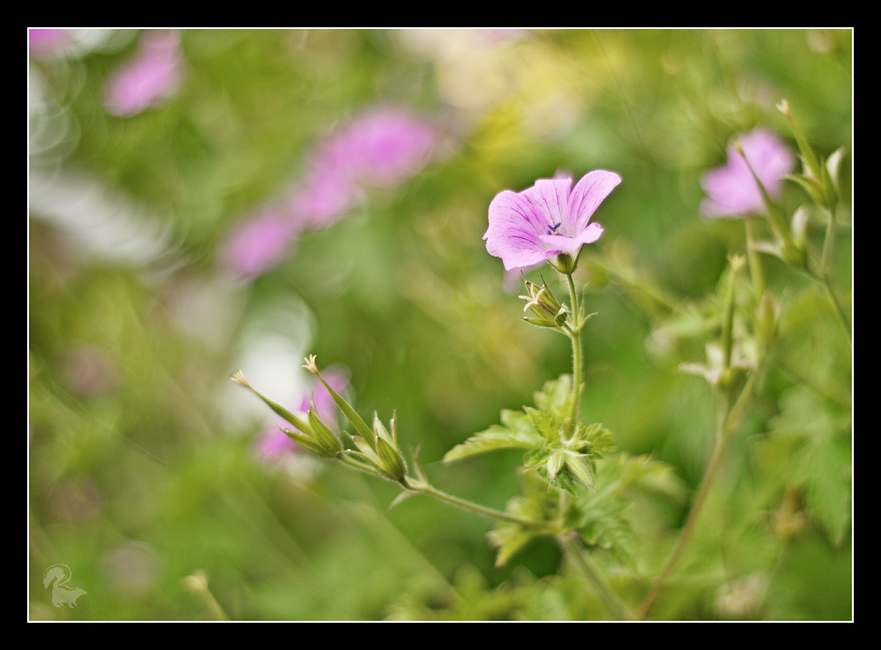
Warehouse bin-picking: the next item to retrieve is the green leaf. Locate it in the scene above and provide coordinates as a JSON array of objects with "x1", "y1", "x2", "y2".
[
  {"x1": 801, "y1": 435, "x2": 851, "y2": 546},
  {"x1": 443, "y1": 411, "x2": 543, "y2": 463},
  {"x1": 564, "y1": 452, "x2": 596, "y2": 492},
  {"x1": 575, "y1": 493, "x2": 634, "y2": 569},
  {"x1": 524, "y1": 406, "x2": 560, "y2": 443},
  {"x1": 486, "y1": 491, "x2": 553, "y2": 567},
  {"x1": 533, "y1": 375, "x2": 573, "y2": 420},
  {"x1": 753, "y1": 386, "x2": 852, "y2": 546},
  {"x1": 571, "y1": 423, "x2": 617, "y2": 456},
  {"x1": 486, "y1": 524, "x2": 539, "y2": 567}
]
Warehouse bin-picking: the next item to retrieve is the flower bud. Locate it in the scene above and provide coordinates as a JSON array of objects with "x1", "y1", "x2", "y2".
[
  {"x1": 780, "y1": 241, "x2": 808, "y2": 270},
  {"x1": 230, "y1": 370, "x2": 312, "y2": 435},
  {"x1": 303, "y1": 355, "x2": 375, "y2": 444},
  {"x1": 756, "y1": 291, "x2": 778, "y2": 348},
  {"x1": 374, "y1": 434, "x2": 407, "y2": 482},
  {"x1": 551, "y1": 252, "x2": 579, "y2": 274},
  {"x1": 519, "y1": 278, "x2": 568, "y2": 330},
  {"x1": 716, "y1": 365, "x2": 747, "y2": 397},
  {"x1": 308, "y1": 400, "x2": 342, "y2": 456}
]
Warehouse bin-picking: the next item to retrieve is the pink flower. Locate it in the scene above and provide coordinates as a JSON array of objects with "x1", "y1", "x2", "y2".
[
  {"x1": 220, "y1": 208, "x2": 300, "y2": 277},
  {"x1": 700, "y1": 128, "x2": 795, "y2": 217},
  {"x1": 105, "y1": 30, "x2": 183, "y2": 117},
  {"x1": 255, "y1": 368, "x2": 349, "y2": 461},
  {"x1": 484, "y1": 170, "x2": 621, "y2": 271}
]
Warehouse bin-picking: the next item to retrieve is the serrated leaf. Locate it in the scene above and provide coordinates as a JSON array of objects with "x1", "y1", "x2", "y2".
[
  {"x1": 525, "y1": 406, "x2": 560, "y2": 444},
  {"x1": 534, "y1": 375, "x2": 573, "y2": 420},
  {"x1": 564, "y1": 452, "x2": 596, "y2": 492},
  {"x1": 443, "y1": 423, "x2": 543, "y2": 463},
  {"x1": 575, "y1": 494, "x2": 634, "y2": 569},
  {"x1": 572, "y1": 423, "x2": 617, "y2": 456},
  {"x1": 616, "y1": 454, "x2": 688, "y2": 502},
  {"x1": 801, "y1": 435, "x2": 851, "y2": 547},
  {"x1": 486, "y1": 525, "x2": 539, "y2": 567}
]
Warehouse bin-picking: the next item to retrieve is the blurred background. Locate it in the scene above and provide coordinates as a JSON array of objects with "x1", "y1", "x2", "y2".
[{"x1": 29, "y1": 29, "x2": 851, "y2": 620}]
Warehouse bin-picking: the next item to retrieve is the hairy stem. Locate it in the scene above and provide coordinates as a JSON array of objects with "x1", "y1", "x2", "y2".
[
  {"x1": 565, "y1": 272, "x2": 583, "y2": 424},
  {"x1": 340, "y1": 453, "x2": 555, "y2": 531},
  {"x1": 414, "y1": 483, "x2": 556, "y2": 532}
]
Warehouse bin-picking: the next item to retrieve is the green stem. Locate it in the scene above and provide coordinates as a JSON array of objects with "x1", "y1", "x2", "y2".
[
  {"x1": 565, "y1": 272, "x2": 583, "y2": 424},
  {"x1": 803, "y1": 240, "x2": 851, "y2": 345},
  {"x1": 634, "y1": 394, "x2": 731, "y2": 620},
  {"x1": 820, "y1": 205, "x2": 837, "y2": 278},
  {"x1": 339, "y1": 453, "x2": 554, "y2": 531},
  {"x1": 820, "y1": 276, "x2": 851, "y2": 344},
  {"x1": 559, "y1": 533, "x2": 635, "y2": 620},
  {"x1": 743, "y1": 214, "x2": 766, "y2": 302},
  {"x1": 414, "y1": 483, "x2": 555, "y2": 532},
  {"x1": 635, "y1": 348, "x2": 769, "y2": 620}
]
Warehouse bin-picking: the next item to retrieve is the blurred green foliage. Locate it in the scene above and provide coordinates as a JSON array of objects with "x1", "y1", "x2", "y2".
[{"x1": 29, "y1": 29, "x2": 851, "y2": 620}]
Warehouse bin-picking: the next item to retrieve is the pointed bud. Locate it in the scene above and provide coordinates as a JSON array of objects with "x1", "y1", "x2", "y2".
[
  {"x1": 716, "y1": 365, "x2": 747, "y2": 397},
  {"x1": 230, "y1": 371, "x2": 312, "y2": 435},
  {"x1": 756, "y1": 290, "x2": 779, "y2": 348},
  {"x1": 308, "y1": 400, "x2": 342, "y2": 456},
  {"x1": 278, "y1": 426, "x2": 331, "y2": 457},
  {"x1": 547, "y1": 450, "x2": 565, "y2": 482},
  {"x1": 303, "y1": 356, "x2": 375, "y2": 444},
  {"x1": 780, "y1": 241, "x2": 808, "y2": 270},
  {"x1": 373, "y1": 412, "x2": 394, "y2": 446},
  {"x1": 777, "y1": 99, "x2": 823, "y2": 186},
  {"x1": 519, "y1": 278, "x2": 568, "y2": 330},
  {"x1": 374, "y1": 435, "x2": 407, "y2": 482}
]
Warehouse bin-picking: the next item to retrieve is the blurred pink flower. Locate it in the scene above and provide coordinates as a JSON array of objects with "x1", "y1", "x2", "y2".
[
  {"x1": 224, "y1": 106, "x2": 438, "y2": 278},
  {"x1": 287, "y1": 161, "x2": 359, "y2": 230},
  {"x1": 327, "y1": 108, "x2": 437, "y2": 187},
  {"x1": 29, "y1": 29, "x2": 70, "y2": 57},
  {"x1": 288, "y1": 107, "x2": 437, "y2": 228},
  {"x1": 220, "y1": 208, "x2": 300, "y2": 278},
  {"x1": 105, "y1": 30, "x2": 183, "y2": 117},
  {"x1": 255, "y1": 367, "x2": 349, "y2": 461},
  {"x1": 700, "y1": 128, "x2": 795, "y2": 217}
]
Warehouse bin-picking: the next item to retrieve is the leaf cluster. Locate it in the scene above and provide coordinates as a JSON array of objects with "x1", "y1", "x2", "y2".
[{"x1": 444, "y1": 375, "x2": 615, "y2": 494}]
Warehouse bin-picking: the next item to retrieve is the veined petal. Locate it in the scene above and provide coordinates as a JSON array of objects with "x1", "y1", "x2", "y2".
[
  {"x1": 538, "y1": 234, "x2": 583, "y2": 257},
  {"x1": 485, "y1": 189, "x2": 558, "y2": 270},
  {"x1": 568, "y1": 170, "x2": 621, "y2": 234},
  {"x1": 523, "y1": 178, "x2": 572, "y2": 232}
]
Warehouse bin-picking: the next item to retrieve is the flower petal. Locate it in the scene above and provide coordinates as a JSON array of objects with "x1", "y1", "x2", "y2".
[
  {"x1": 568, "y1": 170, "x2": 621, "y2": 234},
  {"x1": 485, "y1": 189, "x2": 556, "y2": 270},
  {"x1": 522, "y1": 178, "x2": 572, "y2": 232}
]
